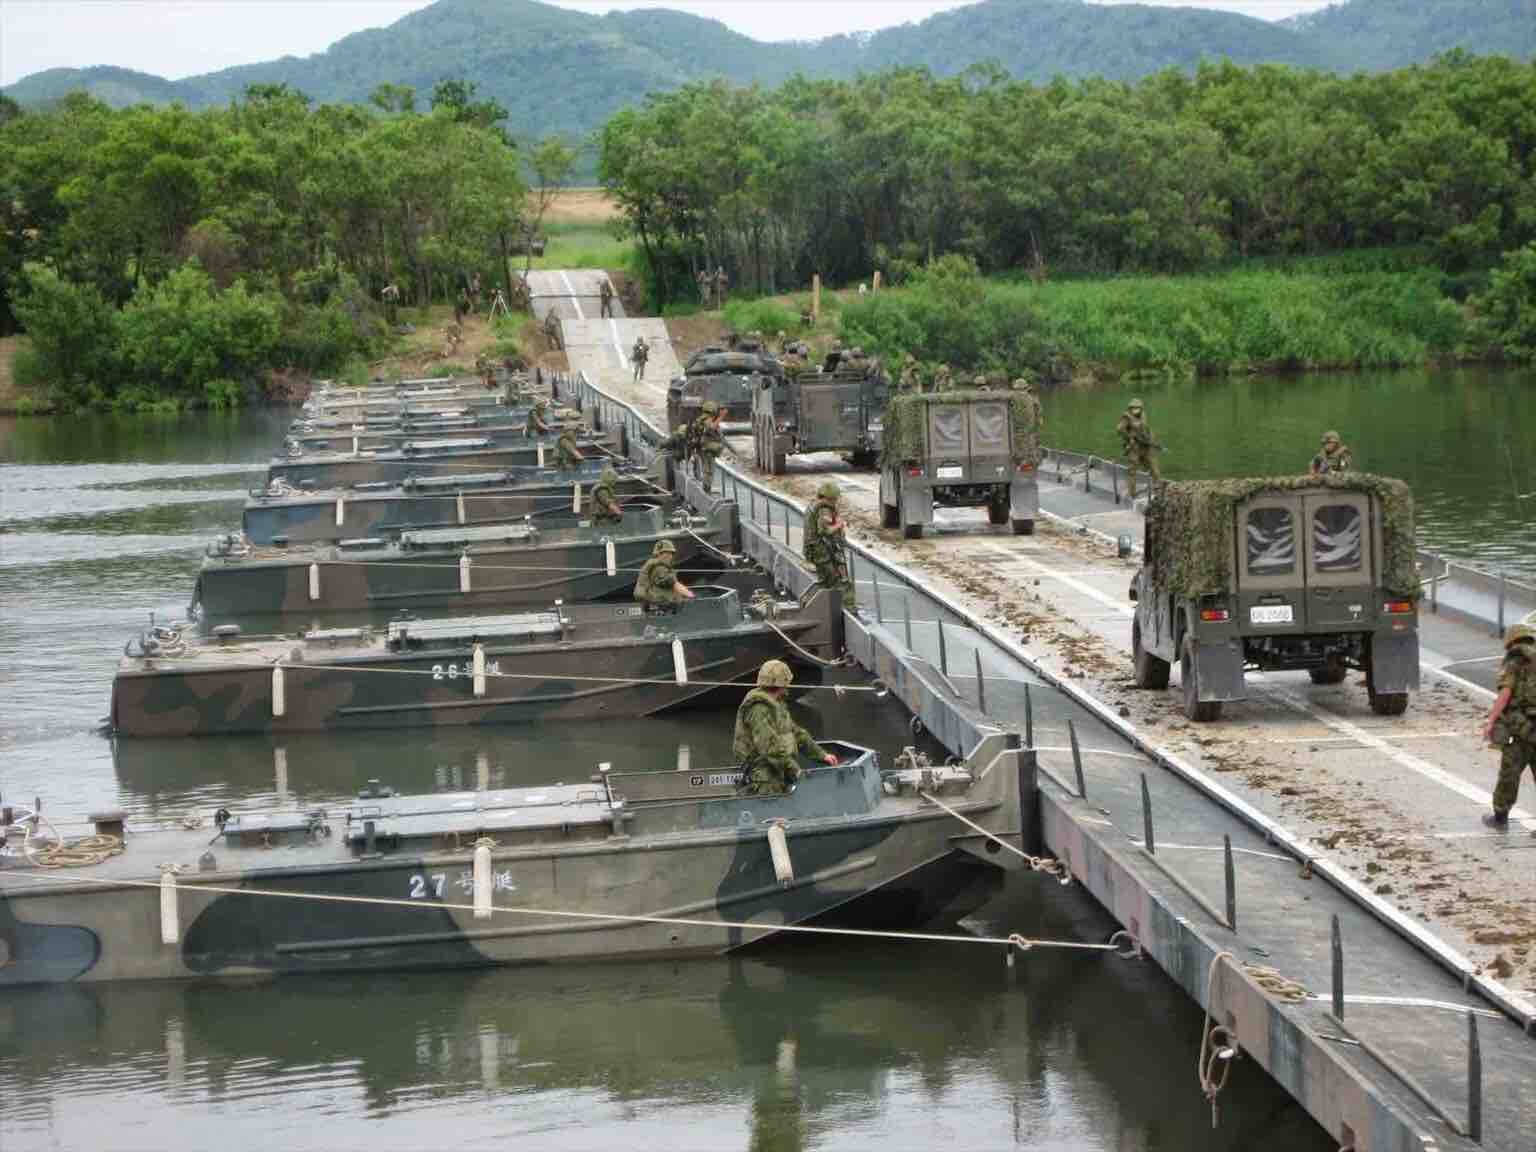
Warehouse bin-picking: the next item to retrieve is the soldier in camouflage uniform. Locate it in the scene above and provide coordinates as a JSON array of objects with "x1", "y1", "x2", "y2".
[
  {"x1": 804, "y1": 482, "x2": 855, "y2": 607},
  {"x1": 590, "y1": 466, "x2": 624, "y2": 525},
  {"x1": 1483, "y1": 622, "x2": 1536, "y2": 829},
  {"x1": 1310, "y1": 431, "x2": 1354, "y2": 476},
  {"x1": 931, "y1": 363, "x2": 952, "y2": 394},
  {"x1": 599, "y1": 278, "x2": 615, "y2": 319},
  {"x1": 898, "y1": 358, "x2": 920, "y2": 393},
  {"x1": 1116, "y1": 398, "x2": 1161, "y2": 501},
  {"x1": 633, "y1": 538, "x2": 694, "y2": 608},
  {"x1": 543, "y1": 310, "x2": 563, "y2": 351},
  {"x1": 734, "y1": 659, "x2": 839, "y2": 795},
  {"x1": 690, "y1": 401, "x2": 725, "y2": 490},
  {"x1": 1011, "y1": 376, "x2": 1043, "y2": 432},
  {"x1": 632, "y1": 337, "x2": 650, "y2": 382},
  {"x1": 555, "y1": 423, "x2": 583, "y2": 469},
  {"x1": 526, "y1": 396, "x2": 552, "y2": 438}
]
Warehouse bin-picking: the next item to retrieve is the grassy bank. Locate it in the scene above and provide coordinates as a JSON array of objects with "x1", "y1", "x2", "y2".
[{"x1": 837, "y1": 261, "x2": 1469, "y2": 380}]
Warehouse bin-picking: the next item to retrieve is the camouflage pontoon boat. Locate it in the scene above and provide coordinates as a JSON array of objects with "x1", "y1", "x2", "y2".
[
  {"x1": 113, "y1": 584, "x2": 841, "y2": 736},
  {"x1": 0, "y1": 735, "x2": 1020, "y2": 984},
  {"x1": 243, "y1": 465, "x2": 668, "y2": 545},
  {"x1": 267, "y1": 429, "x2": 620, "y2": 489},
  {"x1": 193, "y1": 502, "x2": 730, "y2": 619}
]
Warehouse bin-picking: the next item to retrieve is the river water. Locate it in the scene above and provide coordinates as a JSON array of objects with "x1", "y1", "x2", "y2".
[
  {"x1": 1048, "y1": 364, "x2": 1536, "y2": 578},
  {"x1": 0, "y1": 407, "x2": 1343, "y2": 1151}
]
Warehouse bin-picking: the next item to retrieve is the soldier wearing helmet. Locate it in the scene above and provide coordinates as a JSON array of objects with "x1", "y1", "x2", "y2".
[
  {"x1": 804, "y1": 482, "x2": 854, "y2": 607},
  {"x1": 590, "y1": 465, "x2": 623, "y2": 525},
  {"x1": 526, "y1": 395, "x2": 552, "y2": 438},
  {"x1": 931, "y1": 363, "x2": 952, "y2": 394},
  {"x1": 555, "y1": 420, "x2": 583, "y2": 469},
  {"x1": 1115, "y1": 397, "x2": 1160, "y2": 501},
  {"x1": 633, "y1": 537, "x2": 694, "y2": 607},
  {"x1": 688, "y1": 399, "x2": 725, "y2": 491},
  {"x1": 1483, "y1": 621, "x2": 1536, "y2": 829},
  {"x1": 1012, "y1": 375, "x2": 1044, "y2": 433},
  {"x1": 1310, "y1": 430, "x2": 1354, "y2": 476},
  {"x1": 733, "y1": 659, "x2": 839, "y2": 794}
]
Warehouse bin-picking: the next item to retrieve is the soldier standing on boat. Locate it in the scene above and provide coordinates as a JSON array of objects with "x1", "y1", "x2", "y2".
[
  {"x1": 556, "y1": 422, "x2": 583, "y2": 469},
  {"x1": 804, "y1": 483, "x2": 854, "y2": 606},
  {"x1": 634, "y1": 538, "x2": 694, "y2": 607},
  {"x1": 599, "y1": 278, "x2": 615, "y2": 319},
  {"x1": 1483, "y1": 622, "x2": 1536, "y2": 830},
  {"x1": 735, "y1": 660, "x2": 839, "y2": 795},
  {"x1": 1116, "y1": 398, "x2": 1161, "y2": 501},
  {"x1": 526, "y1": 396, "x2": 552, "y2": 438},
  {"x1": 690, "y1": 401, "x2": 724, "y2": 490},
  {"x1": 1310, "y1": 430, "x2": 1354, "y2": 475},
  {"x1": 590, "y1": 466, "x2": 623, "y2": 525},
  {"x1": 632, "y1": 337, "x2": 650, "y2": 382}
]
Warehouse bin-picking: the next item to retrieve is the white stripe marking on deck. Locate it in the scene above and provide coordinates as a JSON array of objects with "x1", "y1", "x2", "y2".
[{"x1": 558, "y1": 270, "x2": 585, "y2": 320}]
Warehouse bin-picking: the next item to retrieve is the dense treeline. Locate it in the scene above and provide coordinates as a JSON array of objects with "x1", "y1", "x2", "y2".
[
  {"x1": 600, "y1": 55, "x2": 1536, "y2": 304},
  {"x1": 0, "y1": 82, "x2": 533, "y2": 408}
]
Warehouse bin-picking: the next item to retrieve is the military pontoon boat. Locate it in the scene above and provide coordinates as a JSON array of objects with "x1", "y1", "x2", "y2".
[{"x1": 267, "y1": 429, "x2": 621, "y2": 489}]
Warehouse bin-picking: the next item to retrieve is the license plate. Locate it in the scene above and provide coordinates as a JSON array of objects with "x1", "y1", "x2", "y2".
[
  {"x1": 1250, "y1": 604, "x2": 1294, "y2": 625},
  {"x1": 868, "y1": 420, "x2": 883, "y2": 432},
  {"x1": 936, "y1": 465, "x2": 963, "y2": 480}
]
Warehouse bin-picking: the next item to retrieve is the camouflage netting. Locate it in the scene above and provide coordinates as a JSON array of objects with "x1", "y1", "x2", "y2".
[
  {"x1": 881, "y1": 391, "x2": 1042, "y2": 466},
  {"x1": 1146, "y1": 474, "x2": 1417, "y2": 598}
]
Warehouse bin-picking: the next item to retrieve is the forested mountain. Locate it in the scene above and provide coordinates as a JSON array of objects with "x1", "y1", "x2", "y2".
[{"x1": 6, "y1": 0, "x2": 1534, "y2": 144}]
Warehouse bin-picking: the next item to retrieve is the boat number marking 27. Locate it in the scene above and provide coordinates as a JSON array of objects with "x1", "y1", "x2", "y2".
[
  {"x1": 431, "y1": 661, "x2": 500, "y2": 681},
  {"x1": 408, "y1": 869, "x2": 516, "y2": 898}
]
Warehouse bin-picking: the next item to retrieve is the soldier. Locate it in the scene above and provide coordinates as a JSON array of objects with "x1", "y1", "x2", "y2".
[
  {"x1": 633, "y1": 538, "x2": 694, "y2": 608},
  {"x1": 381, "y1": 282, "x2": 400, "y2": 328},
  {"x1": 804, "y1": 482, "x2": 855, "y2": 607},
  {"x1": 776, "y1": 330, "x2": 789, "y2": 355},
  {"x1": 632, "y1": 336, "x2": 649, "y2": 382},
  {"x1": 556, "y1": 422, "x2": 583, "y2": 469},
  {"x1": 1482, "y1": 622, "x2": 1536, "y2": 830},
  {"x1": 477, "y1": 355, "x2": 495, "y2": 390},
  {"x1": 899, "y1": 358, "x2": 920, "y2": 393},
  {"x1": 697, "y1": 268, "x2": 712, "y2": 307},
  {"x1": 599, "y1": 278, "x2": 615, "y2": 319},
  {"x1": 1116, "y1": 398, "x2": 1161, "y2": 501},
  {"x1": 972, "y1": 373, "x2": 990, "y2": 391},
  {"x1": 590, "y1": 465, "x2": 624, "y2": 525},
  {"x1": 1311, "y1": 430, "x2": 1354, "y2": 475},
  {"x1": 690, "y1": 401, "x2": 725, "y2": 490},
  {"x1": 543, "y1": 310, "x2": 563, "y2": 351},
  {"x1": 526, "y1": 396, "x2": 552, "y2": 439},
  {"x1": 931, "y1": 363, "x2": 953, "y2": 393},
  {"x1": 714, "y1": 265, "x2": 729, "y2": 309},
  {"x1": 1012, "y1": 376, "x2": 1044, "y2": 431},
  {"x1": 733, "y1": 659, "x2": 839, "y2": 795}
]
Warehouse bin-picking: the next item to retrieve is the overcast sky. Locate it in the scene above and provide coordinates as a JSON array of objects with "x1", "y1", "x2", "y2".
[{"x1": 1, "y1": 0, "x2": 1337, "y2": 86}]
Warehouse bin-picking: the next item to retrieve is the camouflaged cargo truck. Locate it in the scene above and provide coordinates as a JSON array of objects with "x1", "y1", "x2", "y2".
[
  {"x1": 666, "y1": 345, "x2": 782, "y2": 433},
  {"x1": 1130, "y1": 475, "x2": 1421, "y2": 721},
  {"x1": 752, "y1": 352, "x2": 887, "y2": 475},
  {"x1": 877, "y1": 390, "x2": 1041, "y2": 540}
]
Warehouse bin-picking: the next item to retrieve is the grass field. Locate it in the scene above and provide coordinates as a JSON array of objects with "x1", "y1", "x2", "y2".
[{"x1": 521, "y1": 188, "x2": 632, "y2": 271}]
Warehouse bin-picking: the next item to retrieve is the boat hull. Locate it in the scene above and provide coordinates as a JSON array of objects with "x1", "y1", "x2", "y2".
[{"x1": 268, "y1": 437, "x2": 618, "y2": 489}]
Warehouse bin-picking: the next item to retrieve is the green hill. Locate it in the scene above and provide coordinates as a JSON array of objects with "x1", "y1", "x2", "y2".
[{"x1": 5, "y1": 0, "x2": 1533, "y2": 147}]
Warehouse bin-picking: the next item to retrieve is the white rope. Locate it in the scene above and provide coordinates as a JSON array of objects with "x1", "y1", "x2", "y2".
[
  {"x1": 1198, "y1": 951, "x2": 1237, "y2": 1128},
  {"x1": 2, "y1": 866, "x2": 1130, "y2": 957},
  {"x1": 918, "y1": 789, "x2": 1071, "y2": 885}
]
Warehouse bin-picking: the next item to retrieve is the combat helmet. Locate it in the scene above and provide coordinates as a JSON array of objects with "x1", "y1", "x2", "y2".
[
  {"x1": 598, "y1": 465, "x2": 618, "y2": 487},
  {"x1": 653, "y1": 539, "x2": 677, "y2": 556},
  {"x1": 817, "y1": 482, "x2": 841, "y2": 503},
  {"x1": 1128, "y1": 398, "x2": 1144, "y2": 412},
  {"x1": 1506, "y1": 622, "x2": 1535, "y2": 649},
  {"x1": 1321, "y1": 430, "x2": 1341, "y2": 447},
  {"x1": 1011, "y1": 377, "x2": 1034, "y2": 392},
  {"x1": 756, "y1": 659, "x2": 794, "y2": 689},
  {"x1": 701, "y1": 401, "x2": 719, "y2": 416}
]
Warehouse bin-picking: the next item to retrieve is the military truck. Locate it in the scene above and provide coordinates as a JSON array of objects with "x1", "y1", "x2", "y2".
[
  {"x1": 666, "y1": 344, "x2": 783, "y2": 433},
  {"x1": 753, "y1": 350, "x2": 888, "y2": 475},
  {"x1": 1130, "y1": 475, "x2": 1420, "y2": 721},
  {"x1": 878, "y1": 389, "x2": 1040, "y2": 540}
]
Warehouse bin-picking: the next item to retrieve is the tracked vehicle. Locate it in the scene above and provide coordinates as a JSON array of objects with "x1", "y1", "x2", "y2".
[
  {"x1": 667, "y1": 344, "x2": 782, "y2": 433},
  {"x1": 753, "y1": 350, "x2": 887, "y2": 475}
]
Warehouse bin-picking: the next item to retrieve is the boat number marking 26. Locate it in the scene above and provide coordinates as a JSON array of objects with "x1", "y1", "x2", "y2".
[
  {"x1": 431, "y1": 661, "x2": 500, "y2": 681},
  {"x1": 408, "y1": 869, "x2": 516, "y2": 898}
]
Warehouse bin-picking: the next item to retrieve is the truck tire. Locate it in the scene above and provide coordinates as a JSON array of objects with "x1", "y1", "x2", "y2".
[
  {"x1": 1181, "y1": 637, "x2": 1222, "y2": 722},
  {"x1": 987, "y1": 494, "x2": 1008, "y2": 525},
  {"x1": 1308, "y1": 656, "x2": 1348, "y2": 686},
  {"x1": 900, "y1": 500, "x2": 922, "y2": 540},
  {"x1": 1133, "y1": 618, "x2": 1170, "y2": 690},
  {"x1": 769, "y1": 445, "x2": 786, "y2": 475},
  {"x1": 881, "y1": 501, "x2": 899, "y2": 529},
  {"x1": 1011, "y1": 518, "x2": 1035, "y2": 536},
  {"x1": 1364, "y1": 636, "x2": 1410, "y2": 716}
]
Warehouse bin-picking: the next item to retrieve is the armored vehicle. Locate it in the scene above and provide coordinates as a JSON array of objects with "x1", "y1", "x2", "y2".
[
  {"x1": 878, "y1": 389, "x2": 1040, "y2": 539},
  {"x1": 667, "y1": 345, "x2": 783, "y2": 433},
  {"x1": 1130, "y1": 475, "x2": 1420, "y2": 721},
  {"x1": 753, "y1": 350, "x2": 887, "y2": 475},
  {"x1": 0, "y1": 733, "x2": 1020, "y2": 984},
  {"x1": 113, "y1": 584, "x2": 840, "y2": 736}
]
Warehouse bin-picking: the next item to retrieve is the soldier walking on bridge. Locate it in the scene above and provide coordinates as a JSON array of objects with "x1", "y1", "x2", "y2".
[
  {"x1": 734, "y1": 659, "x2": 839, "y2": 795},
  {"x1": 689, "y1": 401, "x2": 725, "y2": 490},
  {"x1": 805, "y1": 482, "x2": 855, "y2": 607},
  {"x1": 1483, "y1": 622, "x2": 1536, "y2": 830},
  {"x1": 1310, "y1": 430, "x2": 1353, "y2": 475},
  {"x1": 599, "y1": 278, "x2": 615, "y2": 319},
  {"x1": 632, "y1": 336, "x2": 650, "y2": 383},
  {"x1": 1116, "y1": 397, "x2": 1162, "y2": 501}
]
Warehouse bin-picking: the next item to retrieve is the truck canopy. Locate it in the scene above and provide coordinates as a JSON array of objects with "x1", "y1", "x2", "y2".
[
  {"x1": 881, "y1": 390, "x2": 1042, "y2": 466},
  {"x1": 1146, "y1": 474, "x2": 1417, "y2": 599}
]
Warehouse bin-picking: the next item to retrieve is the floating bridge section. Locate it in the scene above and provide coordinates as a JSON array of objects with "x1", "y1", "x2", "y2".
[{"x1": 555, "y1": 368, "x2": 1536, "y2": 1152}]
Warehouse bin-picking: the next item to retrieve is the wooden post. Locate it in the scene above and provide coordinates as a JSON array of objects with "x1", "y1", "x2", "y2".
[
  {"x1": 872, "y1": 270, "x2": 881, "y2": 294},
  {"x1": 812, "y1": 274, "x2": 821, "y2": 323}
]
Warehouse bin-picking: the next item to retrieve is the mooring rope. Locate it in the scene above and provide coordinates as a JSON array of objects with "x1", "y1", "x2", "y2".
[
  {"x1": 1199, "y1": 951, "x2": 1237, "y2": 1129},
  {"x1": 917, "y1": 789, "x2": 1070, "y2": 885}
]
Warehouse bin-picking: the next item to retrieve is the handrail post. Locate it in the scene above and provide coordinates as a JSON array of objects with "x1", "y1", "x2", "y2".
[
  {"x1": 1023, "y1": 683, "x2": 1034, "y2": 749},
  {"x1": 1331, "y1": 913, "x2": 1344, "y2": 1020},
  {"x1": 938, "y1": 618, "x2": 949, "y2": 677},
  {"x1": 1223, "y1": 835, "x2": 1237, "y2": 930},
  {"x1": 1141, "y1": 774, "x2": 1155, "y2": 854},
  {"x1": 1467, "y1": 1011, "x2": 1482, "y2": 1143},
  {"x1": 1068, "y1": 720, "x2": 1086, "y2": 798},
  {"x1": 973, "y1": 648, "x2": 986, "y2": 714}
]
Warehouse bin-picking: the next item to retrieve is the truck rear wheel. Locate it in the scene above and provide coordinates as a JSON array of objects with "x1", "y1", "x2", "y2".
[
  {"x1": 1011, "y1": 518, "x2": 1035, "y2": 536},
  {"x1": 987, "y1": 494, "x2": 1008, "y2": 525},
  {"x1": 881, "y1": 501, "x2": 899, "y2": 529},
  {"x1": 1133, "y1": 618, "x2": 1170, "y2": 690},
  {"x1": 900, "y1": 498, "x2": 922, "y2": 539},
  {"x1": 1365, "y1": 636, "x2": 1410, "y2": 716},
  {"x1": 1181, "y1": 637, "x2": 1222, "y2": 721}
]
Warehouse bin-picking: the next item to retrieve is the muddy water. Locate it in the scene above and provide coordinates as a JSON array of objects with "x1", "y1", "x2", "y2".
[{"x1": 0, "y1": 409, "x2": 1328, "y2": 1151}]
